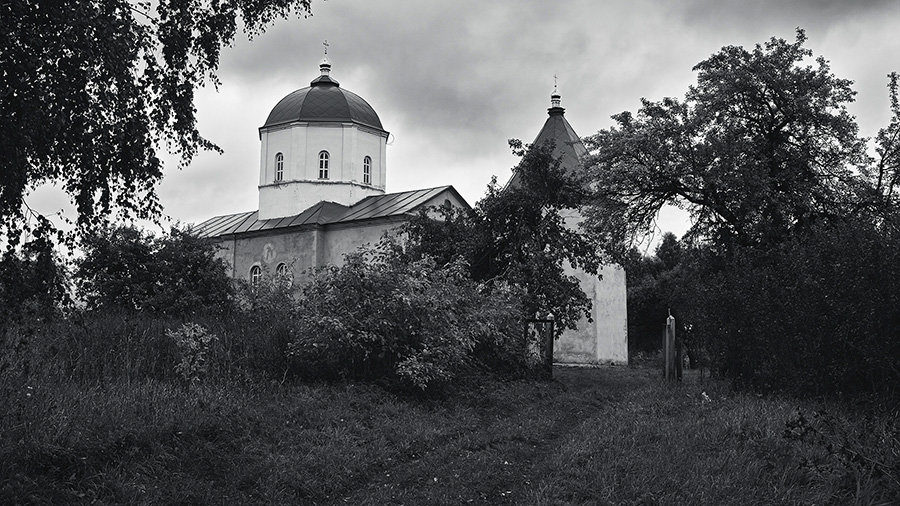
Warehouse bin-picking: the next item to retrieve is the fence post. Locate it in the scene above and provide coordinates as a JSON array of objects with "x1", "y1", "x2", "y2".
[
  {"x1": 542, "y1": 316, "x2": 555, "y2": 379},
  {"x1": 664, "y1": 313, "x2": 676, "y2": 381}
]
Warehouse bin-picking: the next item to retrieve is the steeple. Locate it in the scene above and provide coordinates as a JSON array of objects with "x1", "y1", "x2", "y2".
[{"x1": 504, "y1": 80, "x2": 587, "y2": 189}]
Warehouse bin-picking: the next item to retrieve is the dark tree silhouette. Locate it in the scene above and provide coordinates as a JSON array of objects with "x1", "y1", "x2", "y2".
[{"x1": 0, "y1": 0, "x2": 313, "y2": 249}]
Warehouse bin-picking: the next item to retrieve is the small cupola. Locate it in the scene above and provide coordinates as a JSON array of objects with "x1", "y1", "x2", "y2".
[{"x1": 549, "y1": 79, "x2": 564, "y2": 115}]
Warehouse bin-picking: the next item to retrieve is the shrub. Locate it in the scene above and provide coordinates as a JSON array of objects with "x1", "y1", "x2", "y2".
[
  {"x1": 75, "y1": 225, "x2": 233, "y2": 316},
  {"x1": 169, "y1": 323, "x2": 219, "y2": 383},
  {"x1": 287, "y1": 244, "x2": 525, "y2": 391}
]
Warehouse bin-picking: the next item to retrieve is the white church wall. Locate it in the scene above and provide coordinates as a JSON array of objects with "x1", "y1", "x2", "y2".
[
  {"x1": 554, "y1": 264, "x2": 598, "y2": 362},
  {"x1": 257, "y1": 122, "x2": 387, "y2": 220},
  {"x1": 304, "y1": 124, "x2": 344, "y2": 181},
  {"x1": 323, "y1": 219, "x2": 405, "y2": 265},
  {"x1": 289, "y1": 126, "x2": 307, "y2": 181},
  {"x1": 424, "y1": 189, "x2": 468, "y2": 218},
  {"x1": 355, "y1": 127, "x2": 387, "y2": 188},
  {"x1": 258, "y1": 182, "x2": 383, "y2": 220},
  {"x1": 260, "y1": 126, "x2": 294, "y2": 185},
  {"x1": 342, "y1": 124, "x2": 355, "y2": 184},
  {"x1": 593, "y1": 264, "x2": 628, "y2": 364},
  {"x1": 552, "y1": 209, "x2": 629, "y2": 365},
  {"x1": 553, "y1": 262, "x2": 628, "y2": 365}
]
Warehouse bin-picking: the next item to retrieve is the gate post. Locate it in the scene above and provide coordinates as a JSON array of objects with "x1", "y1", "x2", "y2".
[
  {"x1": 664, "y1": 313, "x2": 676, "y2": 381},
  {"x1": 544, "y1": 316, "x2": 555, "y2": 379}
]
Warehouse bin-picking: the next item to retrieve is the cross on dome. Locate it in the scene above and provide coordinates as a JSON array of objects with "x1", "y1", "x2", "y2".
[{"x1": 319, "y1": 39, "x2": 332, "y2": 75}]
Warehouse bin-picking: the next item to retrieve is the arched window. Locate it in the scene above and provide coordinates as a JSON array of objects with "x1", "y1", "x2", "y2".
[
  {"x1": 363, "y1": 156, "x2": 372, "y2": 185},
  {"x1": 274, "y1": 153, "x2": 284, "y2": 182},
  {"x1": 275, "y1": 262, "x2": 292, "y2": 288},
  {"x1": 318, "y1": 151, "x2": 329, "y2": 179},
  {"x1": 249, "y1": 265, "x2": 262, "y2": 287}
]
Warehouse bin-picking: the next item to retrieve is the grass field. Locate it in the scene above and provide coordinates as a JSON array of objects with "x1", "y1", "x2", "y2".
[{"x1": 2, "y1": 366, "x2": 897, "y2": 504}]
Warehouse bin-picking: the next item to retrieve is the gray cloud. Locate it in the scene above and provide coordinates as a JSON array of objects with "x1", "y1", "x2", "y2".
[{"x1": 148, "y1": 0, "x2": 899, "y2": 235}]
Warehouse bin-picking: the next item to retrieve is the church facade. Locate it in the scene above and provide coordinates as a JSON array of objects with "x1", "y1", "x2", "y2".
[
  {"x1": 195, "y1": 59, "x2": 627, "y2": 365},
  {"x1": 195, "y1": 58, "x2": 468, "y2": 282}
]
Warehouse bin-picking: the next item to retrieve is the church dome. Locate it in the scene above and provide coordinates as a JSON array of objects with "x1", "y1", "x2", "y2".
[{"x1": 262, "y1": 66, "x2": 385, "y2": 133}]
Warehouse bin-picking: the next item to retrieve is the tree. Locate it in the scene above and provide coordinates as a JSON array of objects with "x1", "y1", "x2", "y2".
[
  {"x1": 402, "y1": 140, "x2": 602, "y2": 338},
  {"x1": 583, "y1": 30, "x2": 900, "y2": 397},
  {"x1": 620, "y1": 232, "x2": 687, "y2": 354},
  {"x1": 0, "y1": 0, "x2": 313, "y2": 249},
  {"x1": 583, "y1": 29, "x2": 886, "y2": 251},
  {"x1": 0, "y1": 236, "x2": 68, "y2": 325},
  {"x1": 75, "y1": 225, "x2": 232, "y2": 314}
]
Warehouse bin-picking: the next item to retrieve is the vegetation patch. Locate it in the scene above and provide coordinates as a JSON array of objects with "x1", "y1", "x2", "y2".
[{"x1": 2, "y1": 368, "x2": 896, "y2": 504}]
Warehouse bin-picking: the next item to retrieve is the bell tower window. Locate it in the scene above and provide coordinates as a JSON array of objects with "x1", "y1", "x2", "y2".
[
  {"x1": 318, "y1": 151, "x2": 329, "y2": 179},
  {"x1": 363, "y1": 156, "x2": 371, "y2": 185},
  {"x1": 274, "y1": 153, "x2": 284, "y2": 182}
]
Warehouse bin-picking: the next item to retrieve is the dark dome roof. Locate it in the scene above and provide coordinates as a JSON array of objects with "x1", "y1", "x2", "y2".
[{"x1": 261, "y1": 73, "x2": 385, "y2": 133}]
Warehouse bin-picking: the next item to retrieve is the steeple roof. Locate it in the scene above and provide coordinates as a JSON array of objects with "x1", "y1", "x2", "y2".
[
  {"x1": 506, "y1": 91, "x2": 587, "y2": 189},
  {"x1": 532, "y1": 104, "x2": 587, "y2": 172}
]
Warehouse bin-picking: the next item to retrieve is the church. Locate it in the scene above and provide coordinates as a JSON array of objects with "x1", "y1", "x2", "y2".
[{"x1": 195, "y1": 57, "x2": 627, "y2": 365}]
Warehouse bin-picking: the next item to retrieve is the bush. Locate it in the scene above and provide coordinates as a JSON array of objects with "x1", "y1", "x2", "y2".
[
  {"x1": 75, "y1": 225, "x2": 233, "y2": 316},
  {"x1": 169, "y1": 323, "x2": 219, "y2": 383},
  {"x1": 287, "y1": 244, "x2": 526, "y2": 391},
  {"x1": 679, "y1": 220, "x2": 900, "y2": 399}
]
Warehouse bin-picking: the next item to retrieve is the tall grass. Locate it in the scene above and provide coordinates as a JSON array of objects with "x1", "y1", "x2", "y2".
[
  {"x1": 2, "y1": 363, "x2": 897, "y2": 504},
  {"x1": 0, "y1": 309, "x2": 293, "y2": 387},
  {"x1": 2, "y1": 307, "x2": 897, "y2": 503}
]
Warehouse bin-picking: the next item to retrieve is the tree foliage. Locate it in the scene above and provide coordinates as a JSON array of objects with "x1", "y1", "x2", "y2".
[
  {"x1": 402, "y1": 140, "x2": 601, "y2": 338},
  {"x1": 0, "y1": 236, "x2": 68, "y2": 326},
  {"x1": 0, "y1": 0, "x2": 313, "y2": 248},
  {"x1": 75, "y1": 225, "x2": 233, "y2": 315},
  {"x1": 680, "y1": 220, "x2": 900, "y2": 398},
  {"x1": 589, "y1": 30, "x2": 900, "y2": 399},
  {"x1": 620, "y1": 232, "x2": 689, "y2": 354},
  {"x1": 583, "y1": 29, "x2": 899, "y2": 251}
]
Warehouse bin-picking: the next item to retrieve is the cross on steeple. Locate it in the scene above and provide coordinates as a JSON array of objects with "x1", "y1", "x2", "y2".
[
  {"x1": 323, "y1": 39, "x2": 329, "y2": 56},
  {"x1": 551, "y1": 73, "x2": 561, "y2": 108}
]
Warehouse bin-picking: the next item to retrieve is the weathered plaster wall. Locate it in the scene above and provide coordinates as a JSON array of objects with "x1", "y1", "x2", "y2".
[
  {"x1": 217, "y1": 189, "x2": 467, "y2": 281},
  {"x1": 212, "y1": 238, "x2": 236, "y2": 277},
  {"x1": 553, "y1": 209, "x2": 629, "y2": 365},
  {"x1": 224, "y1": 228, "x2": 321, "y2": 281},
  {"x1": 553, "y1": 263, "x2": 628, "y2": 365},
  {"x1": 323, "y1": 220, "x2": 403, "y2": 265},
  {"x1": 593, "y1": 264, "x2": 628, "y2": 364}
]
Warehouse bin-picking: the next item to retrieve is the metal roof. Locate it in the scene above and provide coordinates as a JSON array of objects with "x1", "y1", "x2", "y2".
[
  {"x1": 261, "y1": 75, "x2": 385, "y2": 133},
  {"x1": 506, "y1": 103, "x2": 587, "y2": 189},
  {"x1": 193, "y1": 186, "x2": 465, "y2": 239}
]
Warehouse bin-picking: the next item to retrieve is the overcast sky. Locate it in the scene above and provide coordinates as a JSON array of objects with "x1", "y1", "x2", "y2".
[{"x1": 32, "y1": 0, "x2": 900, "y2": 244}]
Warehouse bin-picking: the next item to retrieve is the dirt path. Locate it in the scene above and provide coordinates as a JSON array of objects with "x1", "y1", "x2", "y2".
[{"x1": 333, "y1": 367, "x2": 646, "y2": 505}]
